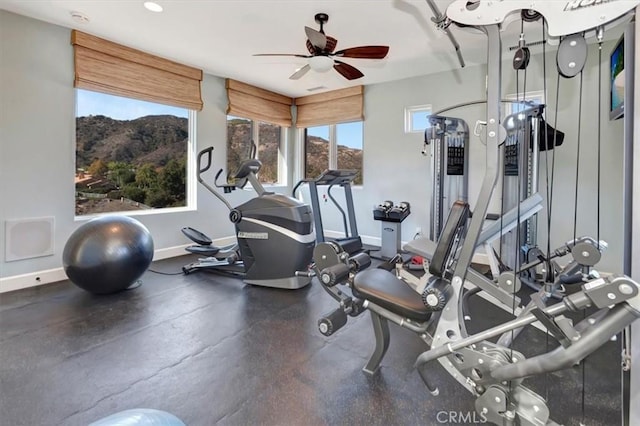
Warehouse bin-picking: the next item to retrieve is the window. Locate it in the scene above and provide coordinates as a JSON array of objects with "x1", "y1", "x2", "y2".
[
  {"x1": 505, "y1": 90, "x2": 545, "y2": 116},
  {"x1": 226, "y1": 116, "x2": 284, "y2": 185},
  {"x1": 405, "y1": 105, "x2": 432, "y2": 133},
  {"x1": 75, "y1": 89, "x2": 194, "y2": 216},
  {"x1": 304, "y1": 121, "x2": 364, "y2": 185},
  {"x1": 305, "y1": 126, "x2": 330, "y2": 180}
]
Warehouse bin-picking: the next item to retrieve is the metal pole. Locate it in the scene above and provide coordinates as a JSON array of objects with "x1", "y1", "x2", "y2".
[
  {"x1": 625, "y1": 13, "x2": 638, "y2": 426},
  {"x1": 452, "y1": 24, "x2": 502, "y2": 286}
]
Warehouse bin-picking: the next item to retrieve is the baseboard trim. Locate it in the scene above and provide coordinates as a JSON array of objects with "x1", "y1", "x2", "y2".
[
  {"x1": 324, "y1": 230, "x2": 422, "y2": 252},
  {"x1": 0, "y1": 236, "x2": 237, "y2": 294},
  {"x1": 152, "y1": 243, "x2": 193, "y2": 261},
  {"x1": 0, "y1": 267, "x2": 69, "y2": 294}
]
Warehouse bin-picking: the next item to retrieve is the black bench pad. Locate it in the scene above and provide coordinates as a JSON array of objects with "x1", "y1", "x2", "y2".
[{"x1": 353, "y1": 269, "x2": 431, "y2": 322}]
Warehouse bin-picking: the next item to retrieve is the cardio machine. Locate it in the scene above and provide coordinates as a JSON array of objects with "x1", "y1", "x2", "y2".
[
  {"x1": 182, "y1": 146, "x2": 316, "y2": 290},
  {"x1": 293, "y1": 169, "x2": 363, "y2": 255}
]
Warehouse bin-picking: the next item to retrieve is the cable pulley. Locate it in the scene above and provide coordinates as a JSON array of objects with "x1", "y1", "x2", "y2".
[
  {"x1": 556, "y1": 34, "x2": 588, "y2": 78},
  {"x1": 513, "y1": 33, "x2": 530, "y2": 70}
]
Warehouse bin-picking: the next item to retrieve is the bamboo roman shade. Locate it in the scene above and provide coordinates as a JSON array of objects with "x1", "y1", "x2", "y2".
[
  {"x1": 295, "y1": 86, "x2": 364, "y2": 128},
  {"x1": 71, "y1": 30, "x2": 203, "y2": 110},
  {"x1": 226, "y1": 79, "x2": 293, "y2": 127}
]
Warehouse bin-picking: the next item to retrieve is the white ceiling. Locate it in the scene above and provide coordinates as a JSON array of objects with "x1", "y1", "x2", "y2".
[{"x1": 1, "y1": 0, "x2": 538, "y2": 98}]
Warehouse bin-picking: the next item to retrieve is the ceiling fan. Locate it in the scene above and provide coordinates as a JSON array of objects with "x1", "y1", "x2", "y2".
[{"x1": 253, "y1": 13, "x2": 389, "y2": 81}]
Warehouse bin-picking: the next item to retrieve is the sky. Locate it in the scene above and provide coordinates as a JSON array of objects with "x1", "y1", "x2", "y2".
[
  {"x1": 78, "y1": 89, "x2": 363, "y2": 149},
  {"x1": 308, "y1": 121, "x2": 363, "y2": 149},
  {"x1": 76, "y1": 89, "x2": 188, "y2": 119}
]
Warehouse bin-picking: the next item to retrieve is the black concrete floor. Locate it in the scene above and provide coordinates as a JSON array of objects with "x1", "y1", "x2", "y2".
[{"x1": 0, "y1": 255, "x2": 623, "y2": 426}]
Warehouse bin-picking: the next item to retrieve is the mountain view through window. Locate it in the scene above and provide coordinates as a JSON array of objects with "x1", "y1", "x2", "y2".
[{"x1": 75, "y1": 89, "x2": 190, "y2": 216}]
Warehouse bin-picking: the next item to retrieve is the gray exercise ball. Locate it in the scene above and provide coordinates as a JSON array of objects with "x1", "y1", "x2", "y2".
[{"x1": 63, "y1": 215, "x2": 154, "y2": 294}]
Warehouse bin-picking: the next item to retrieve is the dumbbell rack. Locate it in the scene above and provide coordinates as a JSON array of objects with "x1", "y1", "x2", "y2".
[{"x1": 370, "y1": 201, "x2": 410, "y2": 260}]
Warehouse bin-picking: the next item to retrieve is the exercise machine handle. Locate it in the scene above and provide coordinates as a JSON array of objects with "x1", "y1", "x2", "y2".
[
  {"x1": 473, "y1": 120, "x2": 487, "y2": 137},
  {"x1": 194, "y1": 147, "x2": 234, "y2": 211},
  {"x1": 292, "y1": 180, "x2": 305, "y2": 197},
  {"x1": 198, "y1": 147, "x2": 214, "y2": 174}
]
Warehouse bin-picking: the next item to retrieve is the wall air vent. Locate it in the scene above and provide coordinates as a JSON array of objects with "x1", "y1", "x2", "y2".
[{"x1": 306, "y1": 86, "x2": 327, "y2": 92}]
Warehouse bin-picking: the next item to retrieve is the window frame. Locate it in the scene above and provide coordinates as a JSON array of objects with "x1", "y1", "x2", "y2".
[
  {"x1": 504, "y1": 90, "x2": 546, "y2": 116},
  {"x1": 301, "y1": 120, "x2": 364, "y2": 186},
  {"x1": 404, "y1": 104, "x2": 433, "y2": 133},
  {"x1": 74, "y1": 89, "x2": 197, "y2": 219},
  {"x1": 226, "y1": 115, "x2": 288, "y2": 188}
]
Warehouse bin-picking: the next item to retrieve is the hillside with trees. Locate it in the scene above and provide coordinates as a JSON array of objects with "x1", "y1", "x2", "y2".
[
  {"x1": 76, "y1": 115, "x2": 363, "y2": 215},
  {"x1": 226, "y1": 118, "x2": 280, "y2": 183},
  {"x1": 306, "y1": 136, "x2": 363, "y2": 184},
  {"x1": 75, "y1": 114, "x2": 188, "y2": 215}
]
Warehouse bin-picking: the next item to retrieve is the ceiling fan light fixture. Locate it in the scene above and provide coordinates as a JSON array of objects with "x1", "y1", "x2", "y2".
[{"x1": 308, "y1": 56, "x2": 334, "y2": 73}]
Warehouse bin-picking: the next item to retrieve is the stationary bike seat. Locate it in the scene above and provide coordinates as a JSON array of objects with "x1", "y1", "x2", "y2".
[{"x1": 181, "y1": 227, "x2": 213, "y2": 246}]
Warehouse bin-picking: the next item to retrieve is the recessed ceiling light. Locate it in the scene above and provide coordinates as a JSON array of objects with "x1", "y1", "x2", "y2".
[
  {"x1": 143, "y1": 1, "x2": 163, "y2": 12},
  {"x1": 70, "y1": 11, "x2": 90, "y2": 24}
]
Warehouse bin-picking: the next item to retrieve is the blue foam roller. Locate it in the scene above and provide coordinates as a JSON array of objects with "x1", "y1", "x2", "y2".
[{"x1": 89, "y1": 409, "x2": 186, "y2": 426}]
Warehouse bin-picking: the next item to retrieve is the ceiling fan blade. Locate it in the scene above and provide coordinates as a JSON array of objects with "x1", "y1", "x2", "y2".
[
  {"x1": 333, "y1": 46, "x2": 389, "y2": 59},
  {"x1": 305, "y1": 40, "x2": 316, "y2": 55},
  {"x1": 305, "y1": 26, "x2": 327, "y2": 50},
  {"x1": 253, "y1": 53, "x2": 311, "y2": 58},
  {"x1": 333, "y1": 60, "x2": 364, "y2": 80},
  {"x1": 325, "y1": 36, "x2": 338, "y2": 53},
  {"x1": 306, "y1": 35, "x2": 338, "y2": 54},
  {"x1": 289, "y1": 64, "x2": 311, "y2": 80}
]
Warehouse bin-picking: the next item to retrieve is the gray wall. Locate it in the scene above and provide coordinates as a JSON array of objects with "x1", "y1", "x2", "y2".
[
  {"x1": 0, "y1": 9, "x2": 627, "y2": 282},
  {"x1": 0, "y1": 10, "x2": 245, "y2": 279}
]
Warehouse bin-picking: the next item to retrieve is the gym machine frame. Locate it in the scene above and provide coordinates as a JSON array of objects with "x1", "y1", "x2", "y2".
[
  {"x1": 425, "y1": 115, "x2": 469, "y2": 241},
  {"x1": 308, "y1": 2, "x2": 640, "y2": 425},
  {"x1": 293, "y1": 169, "x2": 363, "y2": 254}
]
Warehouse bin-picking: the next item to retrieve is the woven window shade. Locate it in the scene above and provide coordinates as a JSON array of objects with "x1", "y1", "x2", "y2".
[
  {"x1": 71, "y1": 30, "x2": 203, "y2": 111},
  {"x1": 295, "y1": 86, "x2": 364, "y2": 128},
  {"x1": 226, "y1": 79, "x2": 293, "y2": 127}
]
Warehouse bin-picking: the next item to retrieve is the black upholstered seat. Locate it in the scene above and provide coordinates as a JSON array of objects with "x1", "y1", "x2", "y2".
[{"x1": 353, "y1": 269, "x2": 431, "y2": 322}]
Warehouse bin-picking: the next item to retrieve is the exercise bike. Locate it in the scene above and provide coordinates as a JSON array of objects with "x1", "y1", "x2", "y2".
[{"x1": 182, "y1": 146, "x2": 316, "y2": 290}]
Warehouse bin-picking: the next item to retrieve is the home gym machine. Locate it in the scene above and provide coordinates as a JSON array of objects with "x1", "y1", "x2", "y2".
[
  {"x1": 394, "y1": 115, "x2": 468, "y2": 283},
  {"x1": 293, "y1": 169, "x2": 363, "y2": 254},
  {"x1": 423, "y1": 115, "x2": 469, "y2": 241},
  {"x1": 182, "y1": 146, "x2": 315, "y2": 290},
  {"x1": 403, "y1": 104, "x2": 564, "y2": 296},
  {"x1": 498, "y1": 104, "x2": 564, "y2": 271},
  {"x1": 491, "y1": 104, "x2": 568, "y2": 299},
  {"x1": 310, "y1": 1, "x2": 640, "y2": 424}
]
